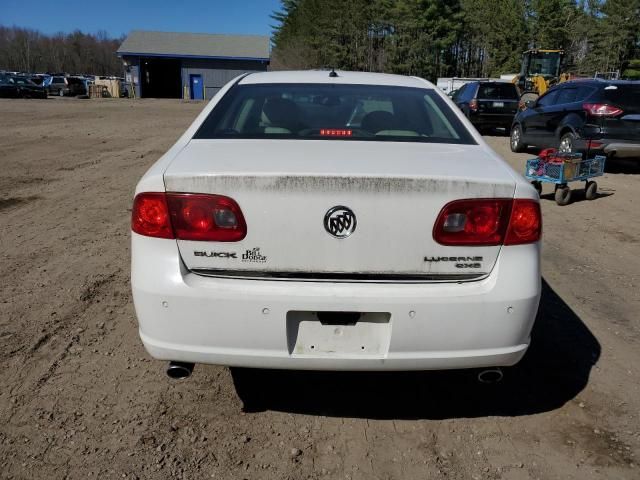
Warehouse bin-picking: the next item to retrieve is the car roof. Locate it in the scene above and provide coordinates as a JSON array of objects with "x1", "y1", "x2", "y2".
[
  {"x1": 475, "y1": 80, "x2": 515, "y2": 85},
  {"x1": 559, "y1": 79, "x2": 640, "y2": 88},
  {"x1": 239, "y1": 70, "x2": 433, "y2": 89}
]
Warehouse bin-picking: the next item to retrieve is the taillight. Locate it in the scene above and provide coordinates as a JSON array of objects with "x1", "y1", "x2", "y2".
[
  {"x1": 132, "y1": 192, "x2": 173, "y2": 239},
  {"x1": 583, "y1": 103, "x2": 623, "y2": 117},
  {"x1": 469, "y1": 99, "x2": 478, "y2": 112},
  {"x1": 433, "y1": 199, "x2": 511, "y2": 246},
  {"x1": 166, "y1": 193, "x2": 247, "y2": 241},
  {"x1": 504, "y1": 199, "x2": 542, "y2": 245},
  {"x1": 131, "y1": 192, "x2": 247, "y2": 241},
  {"x1": 434, "y1": 198, "x2": 541, "y2": 246}
]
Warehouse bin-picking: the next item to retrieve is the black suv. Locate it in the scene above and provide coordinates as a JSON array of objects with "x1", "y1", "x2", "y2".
[
  {"x1": 452, "y1": 81, "x2": 520, "y2": 132},
  {"x1": 510, "y1": 80, "x2": 640, "y2": 158}
]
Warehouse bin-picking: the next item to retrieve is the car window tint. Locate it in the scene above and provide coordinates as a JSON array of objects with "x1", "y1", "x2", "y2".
[
  {"x1": 537, "y1": 90, "x2": 559, "y2": 107},
  {"x1": 576, "y1": 86, "x2": 596, "y2": 101},
  {"x1": 602, "y1": 85, "x2": 640, "y2": 111},
  {"x1": 454, "y1": 84, "x2": 466, "y2": 101},
  {"x1": 463, "y1": 83, "x2": 477, "y2": 100},
  {"x1": 477, "y1": 83, "x2": 519, "y2": 100},
  {"x1": 556, "y1": 88, "x2": 578, "y2": 104},
  {"x1": 194, "y1": 83, "x2": 476, "y2": 145}
]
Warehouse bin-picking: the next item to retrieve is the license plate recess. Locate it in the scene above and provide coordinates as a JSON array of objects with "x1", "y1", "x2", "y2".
[{"x1": 286, "y1": 311, "x2": 391, "y2": 356}]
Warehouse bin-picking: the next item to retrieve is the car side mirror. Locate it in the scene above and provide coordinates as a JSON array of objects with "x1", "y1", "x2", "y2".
[{"x1": 525, "y1": 100, "x2": 536, "y2": 109}]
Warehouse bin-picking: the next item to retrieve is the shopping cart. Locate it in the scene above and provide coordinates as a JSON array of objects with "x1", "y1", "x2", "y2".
[{"x1": 525, "y1": 155, "x2": 606, "y2": 205}]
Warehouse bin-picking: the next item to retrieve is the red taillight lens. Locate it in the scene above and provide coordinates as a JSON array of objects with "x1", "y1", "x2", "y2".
[
  {"x1": 583, "y1": 103, "x2": 623, "y2": 117},
  {"x1": 504, "y1": 199, "x2": 542, "y2": 245},
  {"x1": 469, "y1": 99, "x2": 478, "y2": 112},
  {"x1": 434, "y1": 198, "x2": 541, "y2": 246},
  {"x1": 166, "y1": 193, "x2": 247, "y2": 241},
  {"x1": 433, "y1": 199, "x2": 511, "y2": 246},
  {"x1": 131, "y1": 192, "x2": 247, "y2": 241},
  {"x1": 132, "y1": 192, "x2": 173, "y2": 239}
]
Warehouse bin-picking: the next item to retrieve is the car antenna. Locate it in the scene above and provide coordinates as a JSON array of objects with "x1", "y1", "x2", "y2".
[{"x1": 329, "y1": 67, "x2": 338, "y2": 78}]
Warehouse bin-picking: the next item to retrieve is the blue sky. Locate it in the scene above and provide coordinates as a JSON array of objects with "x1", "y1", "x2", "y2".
[{"x1": 0, "y1": 0, "x2": 282, "y2": 38}]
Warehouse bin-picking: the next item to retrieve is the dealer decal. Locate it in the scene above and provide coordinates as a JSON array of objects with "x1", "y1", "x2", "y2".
[{"x1": 242, "y1": 247, "x2": 268, "y2": 263}]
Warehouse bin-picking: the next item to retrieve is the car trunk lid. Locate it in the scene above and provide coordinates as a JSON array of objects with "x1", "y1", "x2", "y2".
[
  {"x1": 476, "y1": 83, "x2": 520, "y2": 115},
  {"x1": 164, "y1": 140, "x2": 516, "y2": 280}
]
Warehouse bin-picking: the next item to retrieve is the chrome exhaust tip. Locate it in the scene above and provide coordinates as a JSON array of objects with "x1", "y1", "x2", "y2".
[
  {"x1": 166, "y1": 361, "x2": 194, "y2": 380},
  {"x1": 477, "y1": 368, "x2": 503, "y2": 384}
]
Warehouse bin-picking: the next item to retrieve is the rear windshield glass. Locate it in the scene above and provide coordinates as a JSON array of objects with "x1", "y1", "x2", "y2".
[
  {"x1": 603, "y1": 85, "x2": 640, "y2": 111},
  {"x1": 477, "y1": 83, "x2": 519, "y2": 100},
  {"x1": 193, "y1": 83, "x2": 475, "y2": 144}
]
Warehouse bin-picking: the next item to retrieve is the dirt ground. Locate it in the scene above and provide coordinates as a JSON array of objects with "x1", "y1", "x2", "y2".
[{"x1": 1, "y1": 98, "x2": 639, "y2": 480}]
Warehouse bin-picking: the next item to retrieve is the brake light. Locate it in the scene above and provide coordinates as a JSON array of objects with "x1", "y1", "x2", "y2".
[
  {"x1": 469, "y1": 99, "x2": 478, "y2": 112},
  {"x1": 320, "y1": 129, "x2": 353, "y2": 137},
  {"x1": 434, "y1": 199, "x2": 541, "y2": 246},
  {"x1": 583, "y1": 103, "x2": 623, "y2": 117},
  {"x1": 132, "y1": 192, "x2": 247, "y2": 241},
  {"x1": 132, "y1": 192, "x2": 173, "y2": 239},
  {"x1": 504, "y1": 199, "x2": 542, "y2": 245},
  {"x1": 166, "y1": 193, "x2": 247, "y2": 241},
  {"x1": 433, "y1": 199, "x2": 511, "y2": 246}
]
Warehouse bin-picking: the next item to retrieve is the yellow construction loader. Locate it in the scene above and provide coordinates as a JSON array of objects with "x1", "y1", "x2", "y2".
[{"x1": 513, "y1": 49, "x2": 570, "y2": 103}]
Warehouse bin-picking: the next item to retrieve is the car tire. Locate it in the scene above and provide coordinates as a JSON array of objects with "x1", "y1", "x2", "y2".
[
  {"x1": 555, "y1": 185, "x2": 572, "y2": 206},
  {"x1": 585, "y1": 181, "x2": 598, "y2": 200},
  {"x1": 510, "y1": 124, "x2": 525, "y2": 152},
  {"x1": 558, "y1": 132, "x2": 575, "y2": 154}
]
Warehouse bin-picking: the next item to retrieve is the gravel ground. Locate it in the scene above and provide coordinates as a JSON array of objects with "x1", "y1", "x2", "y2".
[{"x1": 1, "y1": 98, "x2": 639, "y2": 480}]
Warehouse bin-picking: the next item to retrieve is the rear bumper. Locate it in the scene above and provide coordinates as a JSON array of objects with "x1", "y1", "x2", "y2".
[
  {"x1": 470, "y1": 113, "x2": 515, "y2": 128},
  {"x1": 603, "y1": 142, "x2": 640, "y2": 159},
  {"x1": 132, "y1": 234, "x2": 541, "y2": 371},
  {"x1": 574, "y1": 137, "x2": 640, "y2": 158}
]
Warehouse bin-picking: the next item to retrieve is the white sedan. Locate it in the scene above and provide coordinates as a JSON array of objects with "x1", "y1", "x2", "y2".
[{"x1": 131, "y1": 70, "x2": 541, "y2": 378}]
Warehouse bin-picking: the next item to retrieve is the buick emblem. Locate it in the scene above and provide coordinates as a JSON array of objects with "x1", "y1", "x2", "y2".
[{"x1": 324, "y1": 206, "x2": 357, "y2": 238}]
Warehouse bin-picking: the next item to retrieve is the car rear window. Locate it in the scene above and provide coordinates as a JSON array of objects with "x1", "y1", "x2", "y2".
[
  {"x1": 194, "y1": 83, "x2": 476, "y2": 144},
  {"x1": 477, "y1": 83, "x2": 519, "y2": 100},
  {"x1": 602, "y1": 85, "x2": 640, "y2": 112}
]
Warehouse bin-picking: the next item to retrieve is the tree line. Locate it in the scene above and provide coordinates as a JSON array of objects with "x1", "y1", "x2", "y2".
[
  {"x1": 271, "y1": 0, "x2": 640, "y2": 80},
  {"x1": 0, "y1": 26, "x2": 123, "y2": 75}
]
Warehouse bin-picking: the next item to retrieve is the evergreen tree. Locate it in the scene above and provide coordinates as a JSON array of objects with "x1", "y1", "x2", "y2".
[{"x1": 270, "y1": 0, "x2": 640, "y2": 80}]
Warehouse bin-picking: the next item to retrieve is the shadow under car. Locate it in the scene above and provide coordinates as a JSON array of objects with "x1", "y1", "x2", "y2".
[{"x1": 231, "y1": 279, "x2": 600, "y2": 419}]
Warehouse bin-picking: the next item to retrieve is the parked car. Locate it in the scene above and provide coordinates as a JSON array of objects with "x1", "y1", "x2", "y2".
[
  {"x1": 10, "y1": 76, "x2": 48, "y2": 99},
  {"x1": 131, "y1": 70, "x2": 542, "y2": 378},
  {"x1": 29, "y1": 74, "x2": 49, "y2": 86},
  {"x1": 0, "y1": 77, "x2": 19, "y2": 98},
  {"x1": 510, "y1": 79, "x2": 640, "y2": 159},
  {"x1": 46, "y1": 76, "x2": 70, "y2": 96},
  {"x1": 453, "y1": 81, "x2": 520, "y2": 132},
  {"x1": 66, "y1": 76, "x2": 87, "y2": 96}
]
